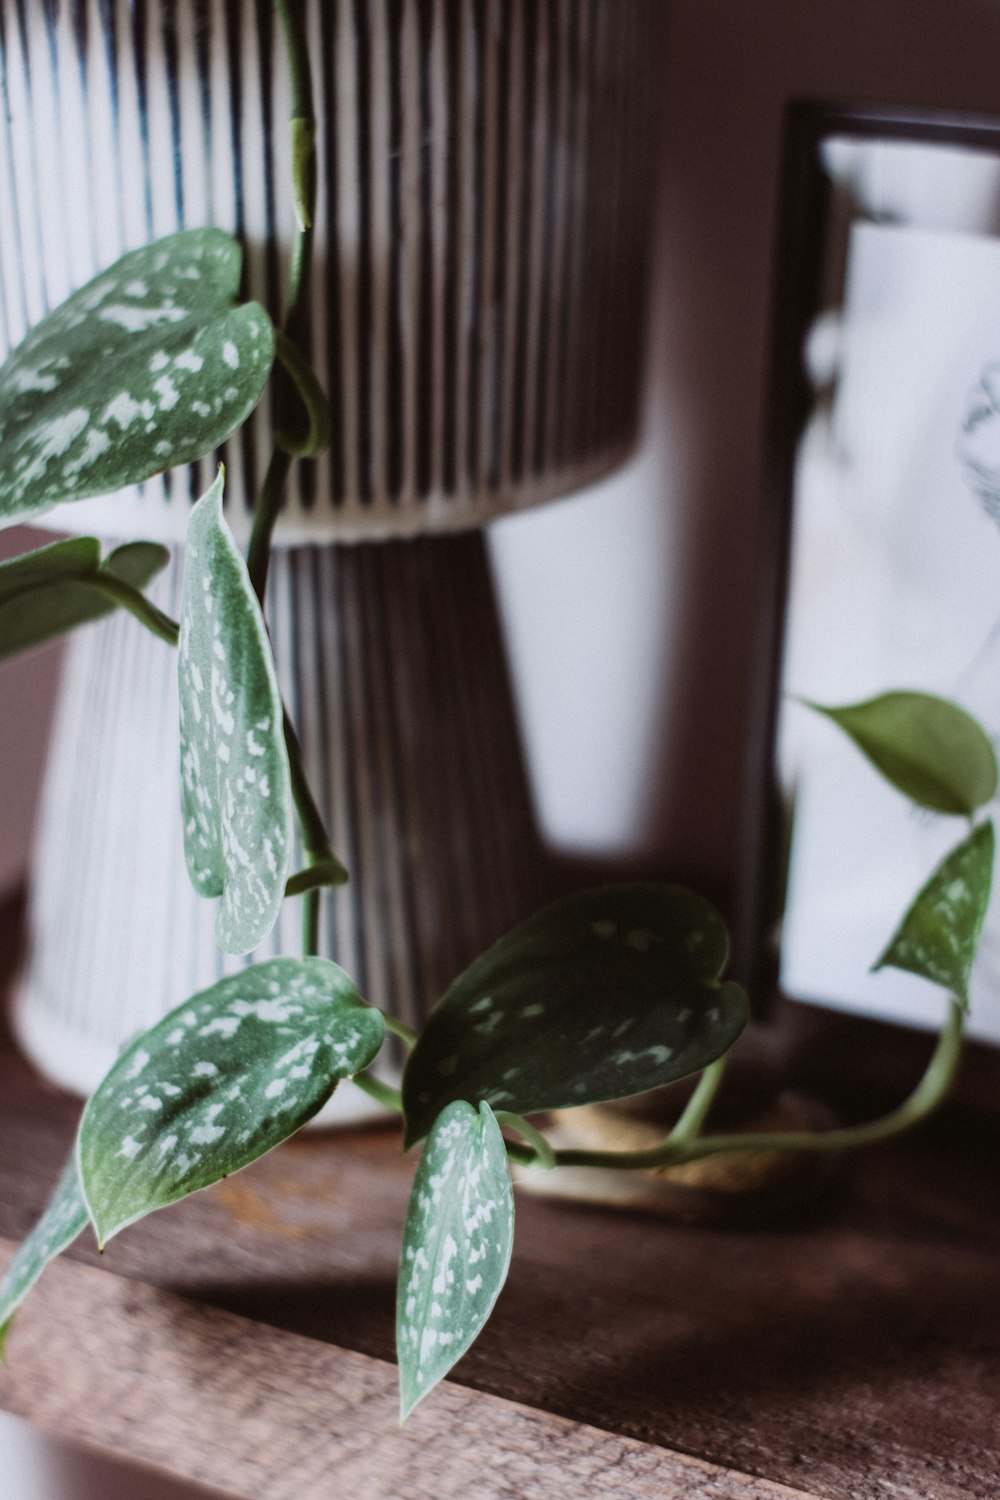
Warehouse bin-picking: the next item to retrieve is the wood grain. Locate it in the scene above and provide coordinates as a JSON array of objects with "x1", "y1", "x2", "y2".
[
  {"x1": 0, "y1": 1246, "x2": 826, "y2": 1500},
  {"x1": 2, "y1": 901, "x2": 999, "y2": 1498}
]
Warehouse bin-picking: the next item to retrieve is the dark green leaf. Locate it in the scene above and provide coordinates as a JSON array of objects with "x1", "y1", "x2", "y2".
[
  {"x1": 874, "y1": 820, "x2": 995, "y2": 1007},
  {"x1": 0, "y1": 535, "x2": 100, "y2": 598},
  {"x1": 0, "y1": 1152, "x2": 89, "y2": 1357},
  {"x1": 103, "y1": 541, "x2": 173, "y2": 588},
  {"x1": 397, "y1": 1101, "x2": 514, "y2": 1419},
  {"x1": 78, "y1": 958, "x2": 385, "y2": 1246},
  {"x1": 0, "y1": 536, "x2": 169, "y2": 660},
  {"x1": 807, "y1": 692, "x2": 997, "y2": 815},
  {"x1": 0, "y1": 228, "x2": 274, "y2": 527},
  {"x1": 179, "y1": 473, "x2": 292, "y2": 954},
  {"x1": 402, "y1": 884, "x2": 749, "y2": 1147}
]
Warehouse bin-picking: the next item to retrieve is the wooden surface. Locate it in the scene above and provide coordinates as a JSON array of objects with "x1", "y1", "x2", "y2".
[{"x1": 1, "y1": 903, "x2": 999, "y2": 1498}]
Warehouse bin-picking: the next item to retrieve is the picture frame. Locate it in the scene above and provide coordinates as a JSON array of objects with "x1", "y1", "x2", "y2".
[{"x1": 741, "y1": 99, "x2": 1000, "y2": 1047}]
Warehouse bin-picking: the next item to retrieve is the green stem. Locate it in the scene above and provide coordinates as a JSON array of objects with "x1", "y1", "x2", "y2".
[
  {"x1": 552, "y1": 999, "x2": 966, "y2": 1173},
  {"x1": 494, "y1": 1112, "x2": 556, "y2": 1170},
  {"x1": 87, "y1": 575, "x2": 179, "y2": 646},
  {"x1": 283, "y1": 710, "x2": 338, "y2": 866},
  {"x1": 668, "y1": 1056, "x2": 727, "y2": 1145},
  {"x1": 381, "y1": 1014, "x2": 418, "y2": 1050},
  {"x1": 272, "y1": 329, "x2": 332, "y2": 458},
  {"x1": 283, "y1": 709, "x2": 343, "y2": 957},
  {"x1": 353, "y1": 1071, "x2": 404, "y2": 1114},
  {"x1": 246, "y1": 0, "x2": 317, "y2": 606},
  {"x1": 245, "y1": 448, "x2": 293, "y2": 605}
]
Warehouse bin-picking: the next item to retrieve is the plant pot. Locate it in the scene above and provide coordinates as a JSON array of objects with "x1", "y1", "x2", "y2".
[{"x1": 0, "y1": 0, "x2": 666, "y2": 1104}]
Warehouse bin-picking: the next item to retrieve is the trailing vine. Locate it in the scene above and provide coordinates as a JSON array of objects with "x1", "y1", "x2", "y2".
[{"x1": 0, "y1": 3, "x2": 994, "y2": 1419}]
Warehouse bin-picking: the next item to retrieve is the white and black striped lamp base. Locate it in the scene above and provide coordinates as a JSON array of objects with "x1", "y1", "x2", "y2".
[{"x1": 2, "y1": 0, "x2": 665, "y2": 1101}]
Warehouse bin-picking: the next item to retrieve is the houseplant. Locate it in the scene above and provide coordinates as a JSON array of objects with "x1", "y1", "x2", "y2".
[
  {"x1": 2, "y1": 0, "x2": 666, "y2": 1091},
  {"x1": 0, "y1": 0, "x2": 995, "y2": 1421}
]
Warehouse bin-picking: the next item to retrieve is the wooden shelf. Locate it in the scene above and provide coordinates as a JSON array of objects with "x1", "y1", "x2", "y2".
[{"x1": 1, "y1": 904, "x2": 999, "y2": 1499}]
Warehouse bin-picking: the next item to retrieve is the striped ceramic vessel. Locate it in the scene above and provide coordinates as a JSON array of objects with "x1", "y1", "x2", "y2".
[
  {"x1": 0, "y1": 0, "x2": 664, "y2": 541},
  {"x1": 2, "y1": 0, "x2": 666, "y2": 1102}
]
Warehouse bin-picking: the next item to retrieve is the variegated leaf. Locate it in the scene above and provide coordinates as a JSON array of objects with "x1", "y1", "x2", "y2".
[
  {"x1": 0, "y1": 537, "x2": 169, "y2": 660},
  {"x1": 78, "y1": 959, "x2": 385, "y2": 1246},
  {"x1": 397, "y1": 1101, "x2": 514, "y2": 1419},
  {"x1": 874, "y1": 820, "x2": 995, "y2": 1007},
  {"x1": 179, "y1": 473, "x2": 292, "y2": 954},
  {"x1": 0, "y1": 1152, "x2": 89, "y2": 1357},
  {"x1": 402, "y1": 884, "x2": 749, "y2": 1146},
  {"x1": 0, "y1": 229, "x2": 274, "y2": 527}
]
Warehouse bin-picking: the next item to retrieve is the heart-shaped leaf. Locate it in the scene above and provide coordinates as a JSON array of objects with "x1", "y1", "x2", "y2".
[
  {"x1": 397, "y1": 1101, "x2": 514, "y2": 1419},
  {"x1": 402, "y1": 884, "x2": 749, "y2": 1147},
  {"x1": 179, "y1": 473, "x2": 292, "y2": 954},
  {"x1": 806, "y1": 692, "x2": 997, "y2": 815},
  {"x1": 0, "y1": 1152, "x2": 89, "y2": 1357},
  {"x1": 0, "y1": 537, "x2": 169, "y2": 660},
  {"x1": 0, "y1": 228, "x2": 274, "y2": 527},
  {"x1": 874, "y1": 820, "x2": 995, "y2": 1007},
  {"x1": 77, "y1": 958, "x2": 384, "y2": 1246}
]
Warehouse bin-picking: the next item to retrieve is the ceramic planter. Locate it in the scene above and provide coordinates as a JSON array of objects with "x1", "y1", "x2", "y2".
[{"x1": 0, "y1": 0, "x2": 665, "y2": 1104}]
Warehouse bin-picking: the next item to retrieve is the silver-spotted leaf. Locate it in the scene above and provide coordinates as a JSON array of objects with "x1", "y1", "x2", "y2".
[
  {"x1": 0, "y1": 1151, "x2": 89, "y2": 1357},
  {"x1": 874, "y1": 820, "x2": 995, "y2": 1007},
  {"x1": 808, "y1": 692, "x2": 997, "y2": 815},
  {"x1": 402, "y1": 884, "x2": 749, "y2": 1147},
  {"x1": 397, "y1": 1101, "x2": 514, "y2": 1419},
  {"x1": 179, "y1": 473, "x2": 292, "y2": 953},
  {"x1": 77, "y1": 958, "x2": 384, "y2": 1246},
  {"x1": 0, "y1": 537, "x2": 169, "y2": 659},
  {"x1": 0, "y1": 229, "x2": 274, "y2": 527}
]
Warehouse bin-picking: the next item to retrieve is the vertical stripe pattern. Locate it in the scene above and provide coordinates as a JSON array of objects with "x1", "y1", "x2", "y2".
[{"x1": 0, "y1": 0, "x2": 664, "y2": 542}]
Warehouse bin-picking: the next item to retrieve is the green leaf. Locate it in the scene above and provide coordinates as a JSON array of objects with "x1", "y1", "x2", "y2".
[
  {"x1": 397, "y1": 1101, "x2": 514, "y2": 1420},
  {"x1": 103, "y1": 541, "x2": 173, "y2": 588},
  {"x1": 402, "y1": 884, "x2": 749, "y2": 1147},
  {"x1": 0, "y1": 228, "x2": 274, "y2": 527},
  {"x1": 77, "y1": 958, "x2": 385, "y2": 1247},
  {"x1": 179, "y1": 473, "x2": 292, "y2": 954},
  {"x1": 874, "y1": 820, "x2": 995, "y2": 1007},
  {"x1": 0, "y1": 535, "x2": 101, "y2": 597},
  {"x1": 806, "y1": 692, "x2": 998, "y2": 815},
  {"x1": 0, "y1": 536, "x2": 169, "y2": 660},
  {"x1": 0, "y1": 1152, "x2": 89, "y2": 1357}
]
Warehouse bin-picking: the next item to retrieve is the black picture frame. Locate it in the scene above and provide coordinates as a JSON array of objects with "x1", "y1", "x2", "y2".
[{"x1": 740, "y1": 99, "x2": 1000, "y2": 1036}]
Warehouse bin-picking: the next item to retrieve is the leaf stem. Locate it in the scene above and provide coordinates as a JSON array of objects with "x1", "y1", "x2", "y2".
[
  {"x1": 353, "y1": 1071, "x2": 404, "y2": 1114},
  {"x1": 282, "y1": 709, "x2": 344, "y2": 956},
  {"x1": 381, "y1": 1014, "x2": 418, "y2": 1050},
  {"x1": 86, "y1": 575, "x2": 179, "y2": 646},
  {"x1": 245, "y1": 448, "x2": 293, "y2": 603},
  {"x1": 494, "y1": 1112, "x2": 556, "y2": 1170},
  {"x1": 272, "y1": 329, "x2": 332, "y2": 459},
  {"x1": 668, "y1": 1056, "x2": 727, "y2": 1145},
  {"x1": 550, "y1": 999, "x2": 966, "y2": 1172},
  {"x1": 246, "y1": 0, "x2": 317, "y2": 605}
]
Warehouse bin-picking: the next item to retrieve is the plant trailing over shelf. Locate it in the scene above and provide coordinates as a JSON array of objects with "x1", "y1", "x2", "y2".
[{"x1": 0, "y1": 0, "x2": 996, "y2": 1420}]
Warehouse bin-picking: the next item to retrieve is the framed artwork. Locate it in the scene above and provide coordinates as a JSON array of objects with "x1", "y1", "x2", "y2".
[{"x1": 744, "y1": 101, "x2": 1000, "y2": 1044}]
